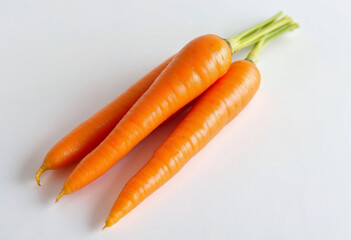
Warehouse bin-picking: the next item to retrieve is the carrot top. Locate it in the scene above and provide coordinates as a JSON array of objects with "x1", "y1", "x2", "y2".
[
  {"x1": 225, "y1": 12, "x2": 292, "y2": 53},
  {"x1": 246, "y1": 22, "x2": 299, "y2": 64}
]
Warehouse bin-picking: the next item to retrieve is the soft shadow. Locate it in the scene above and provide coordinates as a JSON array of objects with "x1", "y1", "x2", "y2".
[{"x1": 89, "y1": 109, "x2": 190, "y2": 229}]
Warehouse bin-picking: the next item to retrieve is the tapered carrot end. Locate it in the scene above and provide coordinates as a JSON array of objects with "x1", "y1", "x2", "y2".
[
  {"x1": 56, "y1": 189, "x2": 66, "y2": 202},
  {"x1": 35, "y1": 165, "x2": 46, "y2": 186},
  {"x1": 102, "y1": 219, "x2": 114, "y2": 230}
]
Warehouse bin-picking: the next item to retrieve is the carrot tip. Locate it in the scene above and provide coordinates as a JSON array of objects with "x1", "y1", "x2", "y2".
[
  {"x1": 102, "y1": 220, "x2": 113, "y2": 230},
  {"x1": 55, "y1": 190, "x2": 65, "y2": 202},
  {"x1": 35, "y1": 166, "x2": 46, "y2": 186}
]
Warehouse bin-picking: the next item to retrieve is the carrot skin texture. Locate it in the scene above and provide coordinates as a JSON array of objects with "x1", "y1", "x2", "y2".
[
  {"x1": 59, "y1": 34, "x2": 232, "y2": 196},
  {"x1": 36, "y1": 57, "x2": 173, "y2": 185},
  {"x1": 105, "y1": 60, "x2": 260, "y2": 227}
]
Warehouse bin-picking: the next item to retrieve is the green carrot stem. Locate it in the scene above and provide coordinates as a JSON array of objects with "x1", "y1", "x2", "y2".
[
  {"x1": 231, "y1": 16, "x2": 293, "y2": 53},
  {"x1": 246, "y1": 23, "x2": 299, "y2": 64},
  {"x1": 229, "y1": 12, "x2": 283, "y2": 42},
  {"x1": 225, "y1": 12, "x2": 292, "y2": 53}
]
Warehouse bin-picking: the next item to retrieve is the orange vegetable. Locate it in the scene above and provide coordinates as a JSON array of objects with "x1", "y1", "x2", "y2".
[
  {"x1": 103, "y1": 60, "x2": 260, "y2": 228},
  {"x1": 36, "y1": 56, "x2": 173, "y2": 186},
  {"x1": 103, "y1": 22, "x2": 299, "y2": 228},
  {"x1": 56, "y1": 13, "x2": 291, "y2": 201}
]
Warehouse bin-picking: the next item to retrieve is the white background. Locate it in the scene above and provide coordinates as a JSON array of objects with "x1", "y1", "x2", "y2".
[{"x1": 1, "y1": 0, "x2": 350, "y2": 239}]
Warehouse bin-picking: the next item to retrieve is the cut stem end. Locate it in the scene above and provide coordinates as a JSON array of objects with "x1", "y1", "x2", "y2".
[
  {"x1": 245, "y1": 22, "x2": 299, "y2": 64},
  {"x1": 225, "y1": 11, "x2": 284, "y2": 53},
  {"x1": 230, "y1": 15, "x2": 293, "y2": 53}
]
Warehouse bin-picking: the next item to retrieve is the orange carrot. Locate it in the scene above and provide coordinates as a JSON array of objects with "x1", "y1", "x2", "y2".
[
  {"x1": 103, "y1": 22, "x2": 299, "y2": 228},
  {"x1": 56, "y1": 13, "x2": 291, "y2": 201},
  {"x1": 36, "y1": 56, "x2": 173, "y2": 186},
  {"x1": 104, "y1": 60, "x2": 260, "y2": 228}
]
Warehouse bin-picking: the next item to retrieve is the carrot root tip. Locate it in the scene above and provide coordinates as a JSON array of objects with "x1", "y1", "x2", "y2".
[
  {"x1": 35, "y1": 166, "x2": 46, "y2": 186},
  {"x1": 102, "y1": 220, "x2": 113, "y2": 230},
  {"x1": 55, "y1": 189, "x2": 66, "y2": 202}
]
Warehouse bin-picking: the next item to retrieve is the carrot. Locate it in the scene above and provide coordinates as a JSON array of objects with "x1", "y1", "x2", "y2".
[
  {"x1": 103, "y1": 22, "x2": 299, "y2": 228},
  {"x1": 56, "y1": 13, "x2": 292, "y2": 201},
  {"x1": 36, "y1": 56, "x2": 174, "y2": 186},
  {"x1": 37, "y1": 12, "x2": 283, "y2": 186}
]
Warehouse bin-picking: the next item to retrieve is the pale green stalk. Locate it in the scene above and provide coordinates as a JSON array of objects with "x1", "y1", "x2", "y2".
[{"x1": 246, "y1": 23, "x2": 299, "y2": 64}]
